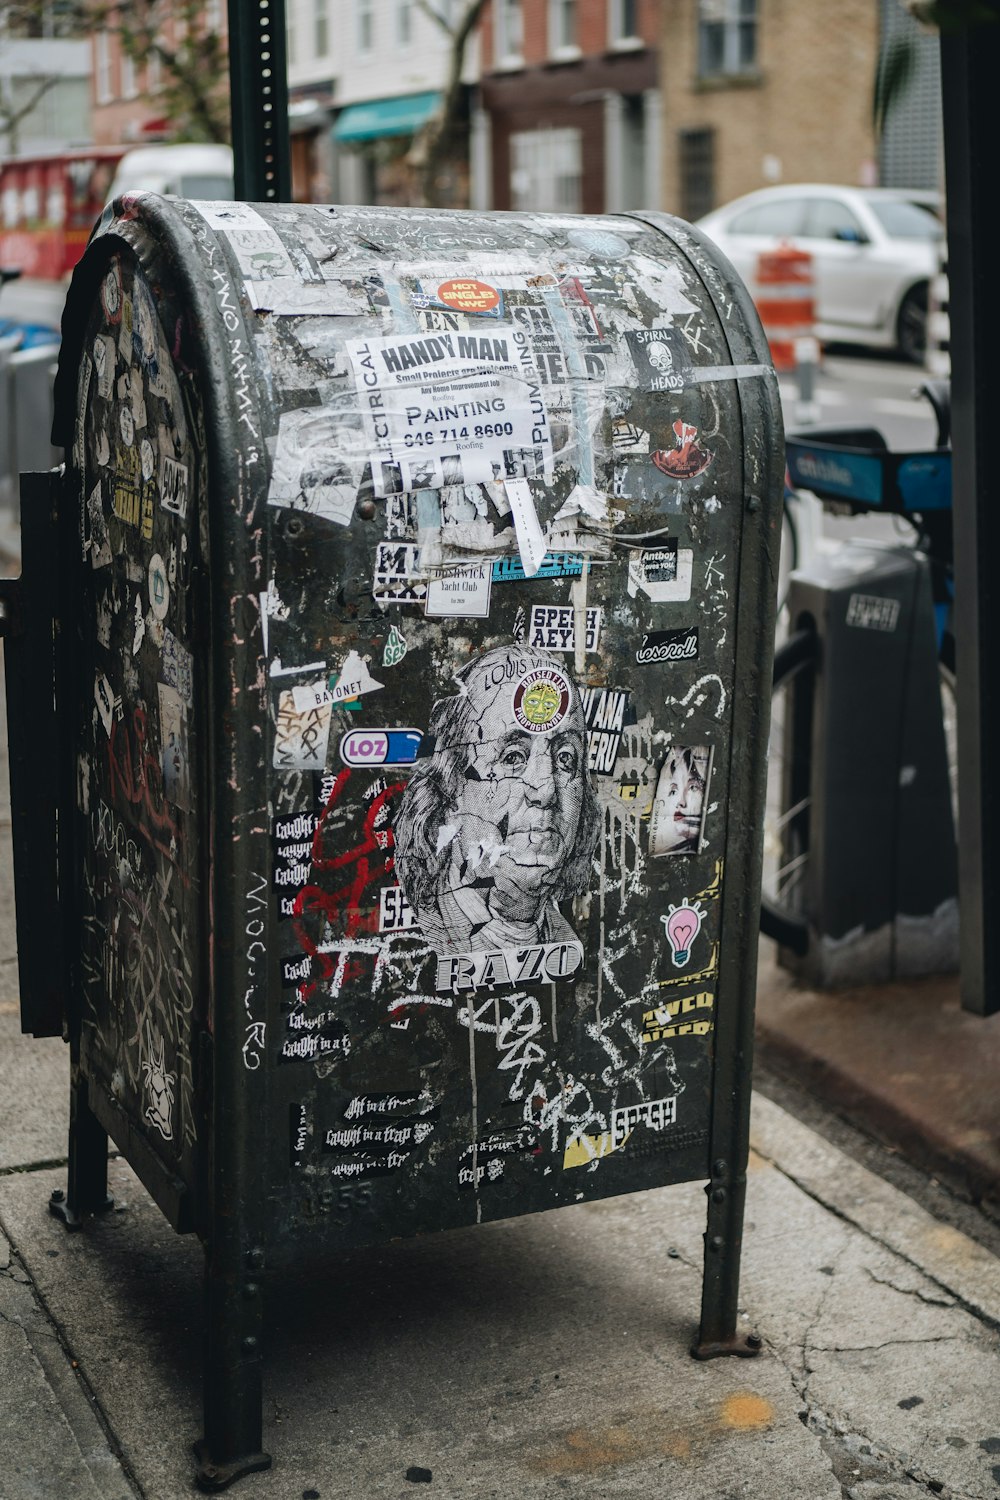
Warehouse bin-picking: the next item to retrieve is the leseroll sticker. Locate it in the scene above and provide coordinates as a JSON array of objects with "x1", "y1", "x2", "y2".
[
  {"x1": 346, "y1": 328, "x2": 552, "y2": 498},
  {"x1": 424, "y1": 561, "x2": 492, "y2": 618},
  {"x1": 528, "y1": 604, "x2": 601, "y2": 654},
  {"x1": 627, "y1": 542, "x2": 694, "y2": 603},
  {"x1": 636, "y1": 627, "x2": 698, "y2": 665},
  {"x1": 511, "y1": 664, "x2": 572, "y2": 735}
]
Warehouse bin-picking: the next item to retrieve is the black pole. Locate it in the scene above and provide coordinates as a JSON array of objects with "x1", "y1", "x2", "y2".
[
  {"x1": 227, "y1": 0, "x2": 292, "y2": 203},
  {"x1": 941, "y1": 8, "x2": 1000, "y2": 1016}
]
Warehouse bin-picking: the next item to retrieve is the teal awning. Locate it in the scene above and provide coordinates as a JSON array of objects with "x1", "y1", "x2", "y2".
[{"x1": 333, "y1": 91, "x2": 441, "y2": 143}]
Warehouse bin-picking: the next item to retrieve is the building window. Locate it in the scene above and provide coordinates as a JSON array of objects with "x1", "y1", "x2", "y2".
[
  {"x1": 204, "y1": 0, "x2": 223, "y2": 29},
  {"x1": 95, "y1": 30, "x2": 113, "y2": 104},
  {"x1": 314, "y1": 0, "x2": 329, "y2": 55},
  {"x1": 494, "y1": 0, "x2": 523, "y2": 65},
  {"x1": 678, "y1": 127, "x2": 715, "y2": 220},
  {"x1": 397, "y1": 0, "x2": 413, "y2": 45},
  {"x1": 609, "y1": 0, "x2": 640, "y2": 46},
  {"x1": 148, "y1": 39, "x2": 163, "y2": 90},
  {"x1": 357, "y1": 0, "x2": 374, "y2": 54},
  {"x1": 548, "y1": 0, "x2": 578, "y2": 55},
  {"x1": 510, "y1": 127, "x2": 581, "y2": 212},
  {"x1": 697, "y1": 0, "x2": 757, "y2": 78},
  {"x1": 121, "y1": 50, "x2": 137, "y2": 99}
]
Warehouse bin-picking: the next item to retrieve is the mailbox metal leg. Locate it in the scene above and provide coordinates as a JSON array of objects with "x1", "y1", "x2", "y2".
[
  {"x1": 194, "y1": 1254, "x2": 271, "y2": 1491},
  {"x1": 49, "y1": 1051, "x2": 114, "y2": 1230},
  {"x1": 692, "y1": 1161, "x2": 761, "y2": 1360}
]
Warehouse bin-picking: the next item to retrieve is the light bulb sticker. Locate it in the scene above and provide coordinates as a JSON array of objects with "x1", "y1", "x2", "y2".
[{"x1": 661, "y1": 900, "x2": 706, "y2": 969}]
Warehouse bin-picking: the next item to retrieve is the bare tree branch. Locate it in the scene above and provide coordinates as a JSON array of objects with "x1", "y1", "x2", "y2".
[{"x1": 409, "y1": 0, "x2": 489, "y2": 205}]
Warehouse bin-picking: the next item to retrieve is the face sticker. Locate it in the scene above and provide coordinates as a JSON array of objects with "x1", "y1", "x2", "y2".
[
  {"x1": 661, "y1": 900, "x2": 706, "y2": 968},
  {"x1": 393, "y1": 645, "x2": 601, "y2": 957},
  {"x1": 512, "y1": 664, "x2": 572, "y2": 735},
  {"x1": 649, "y1": 746, "x2": 713, "y2": 856},
  {"x1": 651, "y1": 421, "x2": 714, "y2": 479}
]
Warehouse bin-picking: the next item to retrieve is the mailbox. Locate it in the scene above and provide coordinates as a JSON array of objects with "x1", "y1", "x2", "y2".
[{"x1": 9, "y1": 197, "x2": 782, "y2": 1488}]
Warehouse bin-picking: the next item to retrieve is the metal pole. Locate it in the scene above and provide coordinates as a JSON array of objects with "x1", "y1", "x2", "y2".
[
  {"x1": 941, "y1": 11, "x2": 1000, "y2": 1016},
  {"x1": 227, "y1": 0, "x2": 292, "y2": 203}
]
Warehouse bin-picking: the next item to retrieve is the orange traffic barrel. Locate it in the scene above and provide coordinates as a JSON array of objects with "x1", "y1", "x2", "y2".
[{"x1": 755, "y1": 242, "x2": 816, "y2": 372}]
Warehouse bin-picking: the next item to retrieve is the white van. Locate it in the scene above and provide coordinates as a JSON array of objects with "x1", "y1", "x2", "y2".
[{"x1": 108, "y1": 144, "x2": 234, "y2": 202}]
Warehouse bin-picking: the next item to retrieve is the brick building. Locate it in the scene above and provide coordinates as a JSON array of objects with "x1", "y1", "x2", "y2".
[
  {"x1": 89, "y1": 3, "x2": 228, "y2": 148},
  {"x1": 658, "y1": 0, "x2": 879, "y2": 220},
  {"x1": 478, "y1": 0, "x2": 661, "y2": 214}
]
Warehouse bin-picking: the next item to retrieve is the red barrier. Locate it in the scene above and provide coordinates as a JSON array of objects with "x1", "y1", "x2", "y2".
[{"x1": 755, "y1": 243, "x2": 816, "y2": 373}]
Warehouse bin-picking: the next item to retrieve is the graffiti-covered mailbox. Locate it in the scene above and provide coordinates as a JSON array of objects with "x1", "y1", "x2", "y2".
[{"x1": 9, "y1": 198, "x2": 781, "y2": 1488}]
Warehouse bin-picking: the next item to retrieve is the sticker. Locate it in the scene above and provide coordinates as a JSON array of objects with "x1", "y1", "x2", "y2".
[
  {"x1": 267, "y1": 407, "x2": 364, "y2": 527},
  {"x1": 141, "y1": 1024, "x2": 175, "y2": 1141},
  {"x1": 87, "y1": 483, "x2": 112, "y2": 569},
  {"x1": 324, "y1": 1119, "x2": 433, "y2": 1152},
  {"x1": 636, "y1": 627, "x2": 699, "y2": 665},
  {"x1": 339, "y1": 728, "x2": 423, "y2": 766},
  {"x1": 158, "y1": 682, "x2": 190, "y2": 810},
  {"x1": 845, "y1": 593, "x2": 900, "y2": 632},
  {"x1": 160, "y1": 454, "x2": 188, "y2": 518},
  {"x1": 274, "y1": 689, "x2": 333, "y2": 772},
  {"x1": 424, "y1": 561, "x2": 492, "y2": 618},
  {"x1": 512, "y1": 606, "x2": 527, "y2": 642},
  {"x1": 373, "y1": 542, "x2": 427, "y2": 604},
  {"x1": 290, "y1": 1102, "x2": 309, "y2": 1167},
  {"x1": 580, "y1": 686, "x2": 631, "y2": 775},
  {"x1": 328, "y1": 649, "x2": 383, "y2": 706},
  {"x1": 567, "y1": 226, "x2": 631, "y2": 259},
  {"x1": 393, "y1": 645, "x2": 600, "y2": 956},
  {"x1": 161, "y1": 629, "x2": 193, "y2": 708},
  {"x1": 641, "y1": 992, "x2": 714, "y2": 1042},
  {"x1": 291, "y1": 680, "x2": 334, "y2": 714},
  {"x1": 379, "y1": 886, "x2": 417, "y2": 932},
  {"x1": 512, "y1": 664, "x2": 572, "y2": 735},
  {"x1": 504, "y1": 476, "x2": 547, "y2": 578},
  {"x1": 278, "y1": 1011, "x2": 350, "y2": 1063},
  {"x1": 113, "y1": 445, "x2": 141, "y2": 527},
  {"x1": 458, "y1": 1125, "x2": 536, "y2": 1189},
  {"x1": 528, "y1": 604, "x2": 601, "y2": 654},
  {"x1": 346, "y1": 328, "x2": 553, "y2": 496},
  {"x1": 92, "y1": 334, "x2": 115, "y2": 399},
  {"x1": 434, "y1": 278, "x2": 502, "y2": 315},
  {"x1": 649, "y1": 746, "x2": 713, "y2": 856},
  {"x1": 132, "y1": 593, "x2": 145, "y2": 654},
  {"x1": 101, "y1": 262, "x2": 122, "y2": 324},
  {"x1": 626, "y1": 328, "x2": 691, "y2": 393},
  {"x1": 382, "y1": 625, "x2": 408, "y2": 667},
  {"x1": 610, "y1": 1096, "x2": 678, "y2": 1150},
  {"x1": 94, "y1": 672, "x2": 115, "y2": 737},
  {"x1": 661, "y1": 900, "x2": 705, "y2": 968},
  {"x1": 652, "y1": 421, "x2": 714, "y2": 479},
  {"x1": 611, "y1": 418, "x2": 650, "y2": 455},
  {"x1": 492, "y1": 551, "x2": 584, "y2": 583},
  {"x1": 148, "y1": 553, "x2": 169, "y2": 620},
  {"x1": 435, "y1": 940, "x2": 583, "y2": 992},
  {"x1": 627, "y1": 543, "x2": 694, "y2": 603}
]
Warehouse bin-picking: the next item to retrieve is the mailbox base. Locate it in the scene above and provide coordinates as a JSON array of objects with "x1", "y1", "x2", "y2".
[
  {"x1": 690, "y1": 1332, "x2": 763, "y2": 1361},
  {"x1": 49, "y1": 1065, "x2": 115, "y2": 1230},
  {"x1": 193, "y1": 1440, "x2": 272, "y2": 1493}
]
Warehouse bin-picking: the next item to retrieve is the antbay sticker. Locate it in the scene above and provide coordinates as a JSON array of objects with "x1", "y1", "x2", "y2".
[
  {"x1": 424, "y1": 561, "x2": 492, "y2": 617},
  {"x1": 627, "y1": 541, "x2": 694, "y2": 603},
  {"x1": 345, "y1": 328, "x2": 553, "y2": 498},
  {"x1": 636, "y1": 627, "x2": 699, "y2": 665},
  {"x1": 528, "y1": 604, "x2": 601, "y2": 654}
]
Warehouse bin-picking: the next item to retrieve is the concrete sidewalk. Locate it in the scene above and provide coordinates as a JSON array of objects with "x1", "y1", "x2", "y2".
[{"x1": 2, "y1": 1000, "x2": 999, "y2": 1499}]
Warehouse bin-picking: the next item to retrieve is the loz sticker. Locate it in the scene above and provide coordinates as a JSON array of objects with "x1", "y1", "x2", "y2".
[
  {"x1": 661, "y1": 900, "x2": 705, "y2": 969},
  {"x1": 649, "y1": 746, "x2": 713, "y2": 856},
  {"x1": 627, "y1": 542, "x2": 694, "y2": 603},
  {"x1": 528, "y1": 604, "x2": 601, "y2": 654},
  {"x1": 636, "y1": 627, "x2": 698, "y2": 665},
  {"x1": 339, "y1": 728, "x2": 423, "y2": 766},
  {"x1": 652, "y1": 421, "x2": 714, "y2": 479}
]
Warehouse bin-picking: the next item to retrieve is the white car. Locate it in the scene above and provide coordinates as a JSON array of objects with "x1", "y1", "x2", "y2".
[
  {"x1": 107, "y1": 144, "x2": 234, "y2": 203},
  {"x1": 696, "y1": 184, "x2": 944, "y2": 362}
]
